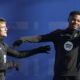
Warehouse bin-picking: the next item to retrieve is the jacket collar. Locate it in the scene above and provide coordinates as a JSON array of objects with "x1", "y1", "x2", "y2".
[
  {"x1": 0, "y1": 37, "x2": 3, "y2": 42},
  {"x1": 65, "y1": 27, "x2": 79, "y2": 34}
]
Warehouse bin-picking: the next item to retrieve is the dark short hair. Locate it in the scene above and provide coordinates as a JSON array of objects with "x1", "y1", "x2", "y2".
[
  {"x1": 69, "y1": 11, "x2": 80, "y2": 17},
  {"x1": 0, "y1": 18, "x2": 6, "y2": 22}
]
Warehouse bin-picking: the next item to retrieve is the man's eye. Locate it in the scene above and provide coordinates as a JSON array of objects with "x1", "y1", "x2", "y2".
[
  {"x1": 1, "y1": 27, "x2": 6, "y2": 28},
  {"x1": 78, "y1": 20, "x2": 80, "y2": 22},
  {"x1": 72, "y1": 19, "x2": 75, "y2": 22},
  {"x1": 1, "y1": 27, "x2": 4, "y2": 28}
]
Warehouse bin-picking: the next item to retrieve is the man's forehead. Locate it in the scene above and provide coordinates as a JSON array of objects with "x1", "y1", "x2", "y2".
[{"x1": 69, "y1": 15, "x2": 80, "y2": 19}]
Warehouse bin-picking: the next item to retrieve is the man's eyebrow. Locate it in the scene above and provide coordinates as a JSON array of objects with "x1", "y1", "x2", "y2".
[{"x1": 0, "y1": 26, "x2": 6, "y2": 28}]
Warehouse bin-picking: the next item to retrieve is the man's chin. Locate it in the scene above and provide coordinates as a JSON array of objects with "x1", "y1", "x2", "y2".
[{"x1": 3, "y1": 35, "x2": 7, "y2": 37}]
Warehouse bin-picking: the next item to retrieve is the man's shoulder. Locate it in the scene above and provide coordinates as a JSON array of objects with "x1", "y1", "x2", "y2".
[
  {"x1": 2, "y1": 42, "x2": 9, "y2": 48},
  {"x1": 52, "y1": 29, "x2": 65, "y2": 34}
]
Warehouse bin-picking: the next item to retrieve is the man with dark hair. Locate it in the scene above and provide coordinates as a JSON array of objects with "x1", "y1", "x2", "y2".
[
  {"x1": 13, "y1": 11, "x2": 80, "y2": 80},
  {"x1": 69, "y1": 11, "x2": 80, "y2": 17},
  {"x1": 0, "y1": 17, "x2": 50, "y2": 80}
]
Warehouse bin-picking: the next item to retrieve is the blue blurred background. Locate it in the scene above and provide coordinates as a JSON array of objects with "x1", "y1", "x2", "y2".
[{"x1": 0, "y1": 0, "x2": 80, "y2": 80}]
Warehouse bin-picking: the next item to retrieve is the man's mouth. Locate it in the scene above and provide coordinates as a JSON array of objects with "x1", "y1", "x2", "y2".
[
  {"x1": 72, "y1": 24, "x2": 77, "y2": 27},
  {"x1": 72, "y1": 24, "x2": 78, "y2": 28}
]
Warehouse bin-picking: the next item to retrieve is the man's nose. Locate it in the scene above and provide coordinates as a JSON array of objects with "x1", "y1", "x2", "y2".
[{"x1": 74, "y1": 20, "x2": 78, "y2": 24}]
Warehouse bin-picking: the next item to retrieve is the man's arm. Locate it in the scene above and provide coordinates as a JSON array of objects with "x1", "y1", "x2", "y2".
[
  {"x1": 0, "y1": 61, "x2": 19, "y2": 72},
  {"x1": 19, "y1": 32, "x2": 55, "y2": 43},
  {"x1": 13, "y1": 32, "x2": 55, "y2": 47},
  {"x1": 13, "y1": 30, "x2": 61, "y2": 47},
  {"x1": 7, "y1": 45, "x2": 50, "y2": 58}
]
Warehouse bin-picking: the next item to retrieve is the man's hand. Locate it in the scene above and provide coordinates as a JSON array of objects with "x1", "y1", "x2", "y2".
[
  {"x1": 7, "y1": 61, "x2": 19, "y2": 71},
  {"x1": 37, "y1": 45, "x2": 50, "y2": 54},
  {"x1": 13, "y1": 40, "x2": 23, "y2": 48},
  {"x1": 12, "y1": 61, "x2": 19, "y2": 71}
]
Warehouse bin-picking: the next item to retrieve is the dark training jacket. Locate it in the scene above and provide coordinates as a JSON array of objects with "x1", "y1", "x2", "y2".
[
  {"x1": 20, "y1": 28, "x2": 80, "y2": 76},
  {"x1": 0, "y1": 37, "x2": 46, "y2": 80}
]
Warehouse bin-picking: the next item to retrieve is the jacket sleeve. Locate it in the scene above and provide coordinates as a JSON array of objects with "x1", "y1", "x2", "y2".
[
  {"x1": 19, "y1": 31, "x2": 58, "y2": 43},
  {"x1": 7, "y1": 46, "x2": 48, "y2": 58}
]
